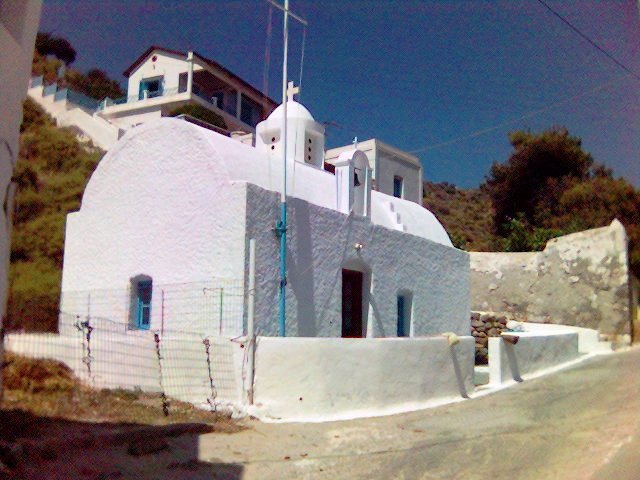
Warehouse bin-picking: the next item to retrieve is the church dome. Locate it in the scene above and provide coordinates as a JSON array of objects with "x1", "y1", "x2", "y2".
[{"x1": 267, "y1": 100, "x2": 315, "y2": 122}]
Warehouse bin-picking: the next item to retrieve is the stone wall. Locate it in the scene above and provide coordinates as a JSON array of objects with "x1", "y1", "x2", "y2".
[
  {"x1": 470, "y1": 220, "x2": 632, "y2": 342},
  {"x1": 470, "y1": 312, "x2": 507, "y2": 364}
]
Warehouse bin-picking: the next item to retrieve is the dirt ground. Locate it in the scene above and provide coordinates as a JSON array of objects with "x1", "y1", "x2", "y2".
[{"x1": 2, "y1": 348, "x2": 639, "y2": 479}]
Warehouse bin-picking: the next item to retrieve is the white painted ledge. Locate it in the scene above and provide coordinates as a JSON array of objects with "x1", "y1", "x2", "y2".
[
  {"x1": 517, "y1": 322, "x2": 613, "y2": 354},
  {"x1": 488, "y1": 332, "x2": 580, "y2": 386}
]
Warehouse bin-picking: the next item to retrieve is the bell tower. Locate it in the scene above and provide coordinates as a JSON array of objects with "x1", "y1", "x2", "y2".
[{"x1": 255, "y1": 82, "x2": 325, "y2": 169}]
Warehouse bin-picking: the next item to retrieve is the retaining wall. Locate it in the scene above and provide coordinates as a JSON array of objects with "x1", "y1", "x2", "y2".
[{"x1": 470, "y1": 220, "x2": 632, "y2": 341}]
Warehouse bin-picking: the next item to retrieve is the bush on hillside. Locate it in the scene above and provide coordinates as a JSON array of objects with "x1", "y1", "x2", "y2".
[
  {"x1": 7, "y1": 100, "x2": 102, "y2": 332},
  {"x1": 168, "y1": 104, "x2": 227, "y2": 130}
]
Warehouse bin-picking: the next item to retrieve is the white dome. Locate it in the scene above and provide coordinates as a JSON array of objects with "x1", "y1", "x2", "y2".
[{"x1": 268, "y1": 100, "x2": 315, "y2": 122}]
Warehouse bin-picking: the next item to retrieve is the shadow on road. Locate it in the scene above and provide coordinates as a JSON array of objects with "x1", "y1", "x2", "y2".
[{"x1": 0, "y1": 408, "x2": 244, "y2": 479}]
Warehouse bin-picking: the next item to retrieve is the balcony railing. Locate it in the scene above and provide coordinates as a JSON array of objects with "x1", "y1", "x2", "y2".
[
  {"x1": 192, "y1": 88, "x2": 238, "y2": 118},
  {"x1": 54, "y1": 88, "x2": 101, "y2": 111},
  {"x1": 99, "y1": 87, "x2": 181, "y2": 110},
  {"x1": 29, "y1": 75, "x2": 43, "y2": 88}
]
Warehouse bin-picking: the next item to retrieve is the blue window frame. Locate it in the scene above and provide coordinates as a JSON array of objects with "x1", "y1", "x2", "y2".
[
  {"x1": 135, "y1": 279, "x2": 152, "y2": 329},
  {"x1": 393, "y1": 176, "x2": 403, "y2": 198},
  {"x1": 139, "y1": 77, "x2": 163, "y2": 100}
]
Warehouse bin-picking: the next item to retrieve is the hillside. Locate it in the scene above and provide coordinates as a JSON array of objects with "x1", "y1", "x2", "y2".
[
  {"x1": 8, "y1": 99, "x2": 102, "y2": 331},
  {"x1": 422, "y1": 182, "x2": 496, "y2": 251}
]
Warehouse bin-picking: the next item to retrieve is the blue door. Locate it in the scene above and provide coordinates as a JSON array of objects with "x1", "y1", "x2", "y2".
[{"x1": 136, "y1": 280, "x2": 152, "y2": 329}]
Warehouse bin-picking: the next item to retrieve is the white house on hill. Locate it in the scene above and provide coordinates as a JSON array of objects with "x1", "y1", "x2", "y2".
[
  {"x1": 27, "y1": 45, "x2": 279, "y2": 151},
  {"x1": 97, "y1": 46, "x2": 278, "y2": 134},
  {"x1": 59, "y1": 94, "x2": 470, "y2": 339}
]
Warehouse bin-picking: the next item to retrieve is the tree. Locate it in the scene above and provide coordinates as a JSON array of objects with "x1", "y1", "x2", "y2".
[
  {"x1": 35, "y1": 32, "x2": 76, "y2": 65},
  {"x1": 484, "y1": 126, "x2": 640, "y2": 277},
  {"x1": 484, "y1": 127, "x2": 593, "y2": 234},
  {"x1": 64, "y1": 68, "x2": 124, "y2": 100}
]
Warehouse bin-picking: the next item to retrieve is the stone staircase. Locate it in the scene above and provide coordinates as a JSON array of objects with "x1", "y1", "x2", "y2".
[{"x1": 27, "y1": 76, "x2": 123, "y2": 151}]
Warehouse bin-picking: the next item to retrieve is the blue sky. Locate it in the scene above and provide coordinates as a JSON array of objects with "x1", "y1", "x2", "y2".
[{"x1": 40, "y1": 0, "x2": 639, "y2": 188}]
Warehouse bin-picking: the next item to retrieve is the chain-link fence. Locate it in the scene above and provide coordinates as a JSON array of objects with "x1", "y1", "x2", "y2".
[{"x1": 3, "y1": 312, "x2": 245, "y2": 414}]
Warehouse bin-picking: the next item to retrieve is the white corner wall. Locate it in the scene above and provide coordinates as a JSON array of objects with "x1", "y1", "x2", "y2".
[
  {"x1": 488, "y1": 332, "x2": 580, "y2": 385},
  {"x1": 250, "y1": 336, "x2": 475, "y2": 422},
  {"x1": 246, "y1": 185, "x2": 470, "y2": 338}
]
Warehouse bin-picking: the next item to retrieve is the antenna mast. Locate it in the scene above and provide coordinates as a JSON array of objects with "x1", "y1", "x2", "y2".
[{"x1": 268, "y1": 0, "x2": 307, "y2": 337}]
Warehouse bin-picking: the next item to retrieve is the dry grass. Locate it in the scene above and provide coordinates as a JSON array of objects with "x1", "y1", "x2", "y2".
[
  {"x1": 422, "y1": 181, "x2": 497, "y2": 251},
  {"x1": 1, "y1": 353, "x2": 242, "y2": 444}
]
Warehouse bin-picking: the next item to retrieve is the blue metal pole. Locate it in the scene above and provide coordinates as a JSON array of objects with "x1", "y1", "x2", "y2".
[
  {"x1": 278, "y1": 0, "x2": 289, "y2": 337},
  {"x1": 278, "y1": 202, "x2": 287, "y2": 336}
]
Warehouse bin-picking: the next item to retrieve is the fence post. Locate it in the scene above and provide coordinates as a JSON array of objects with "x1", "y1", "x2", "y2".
[
  {"x1": 219, "y1": 288, "x2": 224, "y2": 335},
  {"x1": 153, "y1": 332, "x2": 170, "y2": 416},
  {"x1": 161, "y1": 289, "x2": 165, "y2": 337},
  {"x1": 80, "y1": 315, "x2": 93, "y2": 384},
  {"x1": 245, "y1": 238, "x2": 257, "y2": 405}
]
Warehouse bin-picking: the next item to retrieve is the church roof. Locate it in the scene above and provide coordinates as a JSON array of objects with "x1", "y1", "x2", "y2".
[{"x1": 86, "y1": 118, "x2": 453, "y2": 248}]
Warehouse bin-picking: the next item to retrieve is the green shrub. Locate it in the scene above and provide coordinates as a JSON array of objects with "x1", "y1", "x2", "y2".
[{"x1": 168, "y1": 104, "x2": 227, "y2": 130}]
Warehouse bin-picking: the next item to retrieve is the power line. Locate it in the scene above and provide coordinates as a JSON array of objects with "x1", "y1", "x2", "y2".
[
  {"x1": 536, "y1": 0, "x2": 640, "y2": 81},
  {"x1": 409, "y1": 74, "x2": 630, "y2": 154}
]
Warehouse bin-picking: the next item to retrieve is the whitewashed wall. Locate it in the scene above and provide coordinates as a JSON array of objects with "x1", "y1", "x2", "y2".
[
  {"x1": 60, "y1": 120, "x2": 249, "y2": 335},
  {"x1": 488, "y1": 332, "x2": 580, "y2": 385},
  {"x1": 245, "y1": 184, "x2": 469, "y2": 337},
  {"x1": 251, "y1": 336, "x2": 475, "y2": 422},
  {"x1": 61, "y1": 119, "x2": 461, "y2": 338},
  {"x1": 376, "y1": 150, "x2": 422, "y2": 203},
  {"x1": 126, "y1": 50, "x2": 190, "y2": 99}
]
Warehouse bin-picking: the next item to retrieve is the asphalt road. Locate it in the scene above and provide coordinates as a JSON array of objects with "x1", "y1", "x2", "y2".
[{"x1": 198, "y1": 347, "x2": 640, "y2": 479}]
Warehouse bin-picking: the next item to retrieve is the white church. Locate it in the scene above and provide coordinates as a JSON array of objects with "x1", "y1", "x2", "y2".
[{"x1": 58, "y1": 86, "x2": 470, "y2": 340}]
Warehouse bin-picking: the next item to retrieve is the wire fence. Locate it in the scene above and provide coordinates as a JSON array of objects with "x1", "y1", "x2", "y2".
[
  {"x1": 59, "y1": 279, "x2": 245, "y2": 337},
  {"x1": 3, "y1": 313, "x2": 245, "y2": 415}
]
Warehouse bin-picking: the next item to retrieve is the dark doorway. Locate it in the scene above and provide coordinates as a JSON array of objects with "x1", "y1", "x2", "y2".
[{"x1": 342, "y1": 269, "x2": 364, "y2": 338}]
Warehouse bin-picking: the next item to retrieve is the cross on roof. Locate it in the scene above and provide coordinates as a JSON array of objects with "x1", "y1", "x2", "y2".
[{"x1": 287, "y1": 81, "x2": 299, "y2": 102}]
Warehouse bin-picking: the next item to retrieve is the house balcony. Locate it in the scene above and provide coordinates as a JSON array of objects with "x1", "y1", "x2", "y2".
[{"x1": 97, "y1": 69, "x2": 269, "y2": 134}]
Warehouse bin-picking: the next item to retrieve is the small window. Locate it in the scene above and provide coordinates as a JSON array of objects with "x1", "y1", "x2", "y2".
[
  {"x1": 139, "y1": 77, "x2": 163, "y2": 100},
  {"x1": 131, "y1": 276, "x2": 152, "y2": 329},
  {"x1": 397, "y1": 292, "x2": 412, "y2": 337},
  {"x1": 393, "y1": 176, "x2": 403, "y2": 199}
]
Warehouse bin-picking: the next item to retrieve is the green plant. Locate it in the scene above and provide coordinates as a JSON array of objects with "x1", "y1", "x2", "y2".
[{"x1": 168, "y1": 104, "x2": 227, "y2": 130}]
